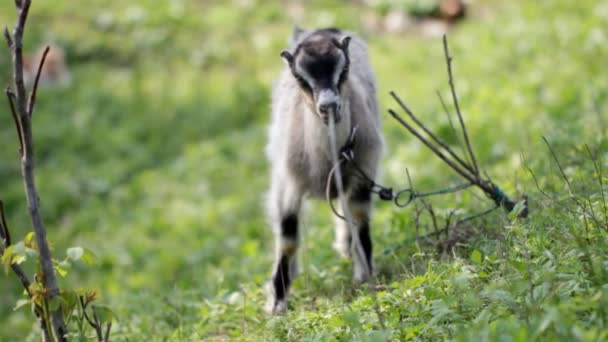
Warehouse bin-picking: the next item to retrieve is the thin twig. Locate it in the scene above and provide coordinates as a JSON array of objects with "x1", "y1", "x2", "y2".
[
  {"x1": 104, "y1": 323, "x2": 112, "y2": 342},
  {"x1": 12, "y1": 0, "x2": 31, "y2": 119},
  {"x1": 27, "y1": 45, "x2": 50, "y2": 117},
  {"x1": 388, "y1": 109, "x2": 476, "y2": 184},
  {"x1": 585, "y1": 144, "x2": 607, "y2": 227},
  {"x1": 542, "y1": 137, "x2": 603, "y2": 228},
  {"x1": 391, "y1": 91, "x2": 476, "y2": 176},
  {"x1": 6, "y1": 88, "x2": 24, "y2": 155},
  {"x1": 80, "y1": 297, "x2": 96, "y2": 328},
  {"x1": 0, "y1": 200, "x2": 11, "y2": 246},
  {"x1": 6, "y1": 0, "x2": 68, "y2": 339},
  {"x1": 521, "y1": 153, "x2": 581, "y2": 215},
  {"x1": 442, "y1": 34, "x2": 479, "y2": 177},
  {"x1": 3, "y1": 27, "x2": 12, "y2": 48},
  {"x1": 437, "y1": 90, "x2": 472, "y2": 167}
]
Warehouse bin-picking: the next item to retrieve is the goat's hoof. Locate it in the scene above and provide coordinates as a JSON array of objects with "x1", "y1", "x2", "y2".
[
  {"x1": 264, "y1": 283, "x2": 288, "y2": 314},
  {"x1": 265, "y1": 298, "x2": 288, "y2": 315},
  {"x1": 353, "y1": 272, "x2": 372, "y2": 284},
  {"x1": 353, "y1": 265, "x2": 373, "y2": 284},
  {"x1": 332, "y1": 241, "x2": 352, "y2": 259}
]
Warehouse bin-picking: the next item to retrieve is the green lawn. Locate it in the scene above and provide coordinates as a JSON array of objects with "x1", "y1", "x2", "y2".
[{"x1": 1, "y1": 0, "x2": 607, "y2": 340}]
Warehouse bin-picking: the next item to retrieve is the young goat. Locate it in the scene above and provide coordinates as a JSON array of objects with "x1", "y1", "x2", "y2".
[{"x1": 265, "y1": 27, "x2": 383, "y2": 314}]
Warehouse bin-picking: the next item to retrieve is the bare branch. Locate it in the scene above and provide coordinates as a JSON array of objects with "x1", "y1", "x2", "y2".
[
  {"x1": 442, "y1": 34, "x2": 480, "y2": 177},
  {"x1": 5, "y1": 0, "x2": 68, "y2": 340},
  {"x1": 390, "y1": 91, "x2": 476, "y2": 176},
  {"x1": 437, "y1": 90, "x2": 472, "y2": 167},
  {"x1": 104, "y1": 322, "x2": 112, "y2": 342},
  {"x1": 27, "y1": 45, "x2": 50, "y2": 117},
  {"x1": 388, "y1": 109, "x2": 476, "y2": 184},
  {"x1": 11, "y1": 0, "x2": 31, "y2": 120},
  {"x1": 6, "y1": 88, "x2": 24, "y2": 156},
  {"x1": 0, "y1": 200, "x2": 12, "y2": 246},
  {"x1": 3, "y1": 27, "x2": 12, "y2": 48}
]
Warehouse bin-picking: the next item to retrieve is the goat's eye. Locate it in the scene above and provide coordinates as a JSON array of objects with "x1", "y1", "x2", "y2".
[{"x1": 294, "y1": 74, "x2": 312, "y2": 94}]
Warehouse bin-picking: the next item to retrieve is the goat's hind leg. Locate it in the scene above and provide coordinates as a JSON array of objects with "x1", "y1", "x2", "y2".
[
  {"x1": 266, "y1": 178, "x2": 302, "y2": 314},
  {"x1": 348, "y1": 185, "x2": 374, "y2": 283},
  {"x1": 332, "y1": 203, "x2": 352, "y2": 259}
]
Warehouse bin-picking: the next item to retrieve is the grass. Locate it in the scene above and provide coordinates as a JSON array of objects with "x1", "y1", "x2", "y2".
[{"x1": 1, "y1": 0, "x2": 607, "y2": 340}]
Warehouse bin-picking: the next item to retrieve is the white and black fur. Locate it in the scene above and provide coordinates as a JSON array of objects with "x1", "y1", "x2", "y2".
[{"x1": 265, "y1": 27, "x2": 383, "y2": 314}]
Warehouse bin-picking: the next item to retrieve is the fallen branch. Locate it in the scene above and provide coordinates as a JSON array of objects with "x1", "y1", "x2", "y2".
[{"x1": 388, "y1": 34, "x2": 527, "y2": 217}]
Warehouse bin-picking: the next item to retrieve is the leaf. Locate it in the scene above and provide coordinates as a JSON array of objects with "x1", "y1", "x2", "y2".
[
  {"x1": 508, "y1": 200, "x2": 527, "y2": 220},
  {"x1": 13, "y1": 299, "x2": 31, "y2": 311},
  {"x1": 55, "y1": 260, "x2": 70, "y2": 277},
  {"x1": 23, "y1": 232, "x2": 35, "y2": 247},
  {"x1": 48, "y1": 296, "x2": 61, "y2": 311},
  {"x1": 2, "y1": 245, "x2": 14, "y2": 273},
  {"x1": 81, "y1": 248, "x2": 97, "y2": 266},
  {"x1": 470, "y1": 249, "x2": 483, "y2": 265},
  {"x1": 93, "y1": 304, "x2": 117, "y2": 322},
  {"x1": 67, "y1": 247, "x2": 84, "y2": 261}
]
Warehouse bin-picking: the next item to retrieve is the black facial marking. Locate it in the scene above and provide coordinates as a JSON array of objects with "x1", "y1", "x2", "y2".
[
  {"x1": 281, "y1": 213, "x2": 298, "y2": 240},
  {"x1": 289, "y1": 30, "x2": 348, "y2": 96},
  {"x1": 272, "y1": 255, "x2": 290, "y2": 301},
  {"x1": 359, "y1": 221, "x2": 373, "y2": 271}
]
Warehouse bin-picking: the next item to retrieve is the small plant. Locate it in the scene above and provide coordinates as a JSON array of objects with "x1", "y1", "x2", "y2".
[{"x1": 1, "y1": 1, "x2": 114, "y2": 341}]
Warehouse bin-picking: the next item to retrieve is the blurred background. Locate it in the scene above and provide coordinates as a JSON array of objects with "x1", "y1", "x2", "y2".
[{"x1": 1, "y1": 0, "x2": 607, "y2": 340}]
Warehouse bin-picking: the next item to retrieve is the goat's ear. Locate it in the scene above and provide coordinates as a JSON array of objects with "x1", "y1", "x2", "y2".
[
  {"x1": 339, "y1": 36, "x2": 351, "y2": 50},
  {"x1": 289, "y1": 24, "x2": 306, "y2": 45},
  {"x1": 280, "y1": 50, "x2": 294, "y2": 65}
]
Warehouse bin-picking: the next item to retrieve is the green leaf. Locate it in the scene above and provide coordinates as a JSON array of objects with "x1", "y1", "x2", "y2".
[
  {"x1": 13, "y1": 299, "x2": 31, "y2": 311},
  {"x1": 48, "y1": 296, "x2": 61, "y2": 311},
  {"x1": 24, "y1": 232, "x2": 35, "y2": 246},
  {"x1": 508, "y1": 200, "x2": 527, "y2": 220},
  {"x1": 93, "y1": 304, "x2": 117, "y2": 322},
  {"x1": 470, "y1": 249, "x2": 483, "y2": 265},
  {"x1": 81, "y1": 248, "x2": 98, "y2": 266},
  {"x1": 67, "y1": 247, "x2": 84, "y2": 261},
  {"x1": 2, "y1": 245, "x2": 14, "y2": 273},
  {"x1": 55, "y1": 260, "x2": 70, "y2": 277}
]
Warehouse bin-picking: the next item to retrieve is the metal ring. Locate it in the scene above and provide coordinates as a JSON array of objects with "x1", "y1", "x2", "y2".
[{"x1": 394, "y1": 189, "x2": 416, "y2": 207}]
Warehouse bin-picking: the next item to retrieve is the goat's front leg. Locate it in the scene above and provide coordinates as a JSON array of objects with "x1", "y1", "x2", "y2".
[
  {"x1": 348, "y1": 185, "x2": 374, "y2": 283},
  {"x1": 265, "y1": 177, "x2": 302, "y2": 314}
]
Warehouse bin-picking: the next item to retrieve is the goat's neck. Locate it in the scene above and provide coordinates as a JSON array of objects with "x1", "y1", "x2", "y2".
[{"x1": 303, "y1": 102, "x2": 351, "y2": 159}]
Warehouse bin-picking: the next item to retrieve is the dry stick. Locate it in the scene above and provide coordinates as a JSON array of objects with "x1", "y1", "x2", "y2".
[
  {"x1": 327, "y1": 118, "x2": 386, "y2": 330},
  {"x1": 437, "y1": 90, "x2": 473, "y2": 169},
  {"x1": 442, "y1": 34, "x2": 480, "y2": 178},
  {"x1": 27, "y1": 45, "x2": 50, "y2": 117},
  {"x1": 3, "y1": 28, "x2": 13, "y2": 48},
  {"x1": 6, "y1": 89, "x2": 24, "y2": 156},
  {"x1": 388, "y1": 109, "x2": 476, "y2": 185},
  {"x1": 0, "y1": 200, "x2": 11, "y2": 246},
  {"x1": 5, "y1": 0, "x2": 68, "y2": 340},
  {"x1": 390, "y1": 91, "x2": 476, "y2": 176}
]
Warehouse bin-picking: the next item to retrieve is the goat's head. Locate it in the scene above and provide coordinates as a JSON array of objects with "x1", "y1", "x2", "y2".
[{"x1": 281, "y1": 30, "x2": 351, "y2": 125}]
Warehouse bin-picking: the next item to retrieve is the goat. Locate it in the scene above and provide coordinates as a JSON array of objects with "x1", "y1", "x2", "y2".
[{"x1": 265, "y1": 27, "x2": 383, "y2": 314}]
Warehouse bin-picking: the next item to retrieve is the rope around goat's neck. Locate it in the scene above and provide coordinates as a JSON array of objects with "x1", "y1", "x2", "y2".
[{"x1": 327, "y1": 118, "x2": 373, "y2": 278}]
